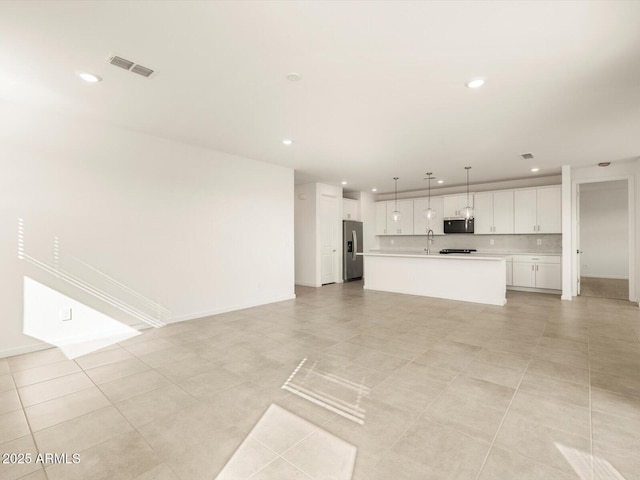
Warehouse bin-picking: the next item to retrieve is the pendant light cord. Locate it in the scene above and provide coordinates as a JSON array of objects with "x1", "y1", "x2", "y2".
[
  {"x1": 465, "y1": 167, "x2": 471, "y2": 205},
  {"x1": 393, "y1": 177, "x2": 399, "y2": 210}
]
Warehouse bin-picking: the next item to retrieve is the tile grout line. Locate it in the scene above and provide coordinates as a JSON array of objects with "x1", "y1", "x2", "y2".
[
  {"x1": 364, "y1": 345, "x2": 484, "y2": 475},
  {"x1": 472, "y1": 314, "x2": 550, "y2": 480},
  {"x1": 78, "y1": 356, "x2": 185, "y2": 480},
  {"x1": 9, "y1": 368, "x2": 50, "y2": 480}
]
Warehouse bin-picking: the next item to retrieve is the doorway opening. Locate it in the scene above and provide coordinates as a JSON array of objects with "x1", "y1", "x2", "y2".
[{"x1": 576, "y1": 179, "x2": 631, "y2": 300}]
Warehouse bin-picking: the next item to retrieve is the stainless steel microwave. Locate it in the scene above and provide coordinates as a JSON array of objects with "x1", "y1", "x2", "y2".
[{"x1": 444, "y1": 218, "x2": 474, "y2": 234}]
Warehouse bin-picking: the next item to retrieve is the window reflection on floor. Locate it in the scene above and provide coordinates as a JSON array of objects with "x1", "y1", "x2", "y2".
[{"x1": 215, "y1": 404, "x2": 357, "y2": 479}]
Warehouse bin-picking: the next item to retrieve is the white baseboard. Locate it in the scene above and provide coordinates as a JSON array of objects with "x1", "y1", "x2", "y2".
[
  {"x1": 169, "y1": 294, "x2": 297, "y2": 324},
  {"x1": 0, "y1": 343, "x2": 51, "y2": 359},
  {"x1": 295, "y1": 282, "x2": 320, "y2": 288}
]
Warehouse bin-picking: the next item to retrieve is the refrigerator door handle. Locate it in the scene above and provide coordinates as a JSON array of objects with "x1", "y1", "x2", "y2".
[{"x1": 352, "y1": 230, "x2": 358, "y2": 261}]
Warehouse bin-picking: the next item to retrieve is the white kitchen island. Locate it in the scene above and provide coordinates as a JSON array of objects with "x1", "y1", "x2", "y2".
[{"x1": 360, "y1": 252, "x2": 507, "y2": 306}]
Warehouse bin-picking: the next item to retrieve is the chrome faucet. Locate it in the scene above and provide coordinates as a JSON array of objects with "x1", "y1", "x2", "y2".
[{"x1": 425, "y1": 229, "x2": 435, "y2": 254}]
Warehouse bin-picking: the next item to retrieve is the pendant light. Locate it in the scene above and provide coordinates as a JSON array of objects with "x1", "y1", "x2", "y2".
[
  {"x1": 460, "y1": 166, "x2": 474, "y2": 220},
  {"x1": 423, "y1": 172, "x2": 436, "y2": 220},
  {"x1": 391, "y1": 177, "x2": 401, "y2": 222}
]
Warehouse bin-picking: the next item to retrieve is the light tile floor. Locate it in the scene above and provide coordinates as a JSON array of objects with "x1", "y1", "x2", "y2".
[{"x1": 1, "y1": 282, "x2": 639, "y2": 479}]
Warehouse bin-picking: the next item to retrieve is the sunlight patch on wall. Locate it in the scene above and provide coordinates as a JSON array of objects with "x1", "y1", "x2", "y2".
[{"x1": 23, "y1": 276, "x2": 141, "y2": 359}]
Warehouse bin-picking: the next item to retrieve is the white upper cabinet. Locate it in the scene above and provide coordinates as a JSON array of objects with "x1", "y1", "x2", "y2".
[
  {"x1": 387, "y1": 199, "x2": 414, "y2": 235},
  {"x1": 514, "y1": 186, "x2": 561, "y2": 234},
  {"x1": 536, "y1": 186, "x2": 561, "y2": 233},
  {"x1": 473, "y1": 192, "x2": 494, "y2": 234},
  {"x1": 375, "y1": 201, "x2": 388, "y2": 235},
  {"x1": 443, "y1": 194, "x2": 473, "y2": 218},
  {"x1": 413, "y1": 197, "x2": 444, "y2": 235},
  {"x1": 493, "y1": 190, "x2": 515, "y2": 233},
  {"x1": 514, "y1": 189, "x2": 538, "y2": 234},
  {"x1": 342, "y1": 198, "x2": 359, "y2": 220},
  {"x1": 474, "y1": 191, "x2": 514, "y2": 234}
]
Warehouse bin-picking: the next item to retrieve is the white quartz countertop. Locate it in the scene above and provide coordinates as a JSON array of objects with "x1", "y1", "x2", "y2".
[{"x1": 360, "y1": 251, "x2": 506, "y2": 261}]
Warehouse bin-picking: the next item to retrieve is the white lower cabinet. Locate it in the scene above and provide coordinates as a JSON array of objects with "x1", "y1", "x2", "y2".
[{"x1": 511, "y1": 255, "x2": 561, "y2": 290}]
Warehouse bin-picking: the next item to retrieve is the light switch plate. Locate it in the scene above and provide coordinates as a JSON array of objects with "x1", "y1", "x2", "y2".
[
  {"x1": 60, "y1": 308, "x2": 72, "y2": 321},
  {"x1": 537, "y1": 239, "x2": 542, "y2": 246},
  {"x1": 489, "y1": 239, "x2": 495, "y2": 245}
]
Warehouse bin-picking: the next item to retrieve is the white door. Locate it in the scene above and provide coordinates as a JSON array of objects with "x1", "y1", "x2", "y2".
[
  {"x1": 536, "y1": 263, "x2": 562, "y2": 290},
  {"x1": 514, "y1": 189, "x2": 537, "y2": 234},
  {"x1": 537, "y1": 186, "x2": 562, "y2": 233},
  {"x1": 320, "y1": 195, "x2": 338, "y2": 285},
  {"x1": 473, "y1": 192, "x2": 493, "y2": 234},
  {"x1": 512, "y1": 262, "x2": 536, "y2": 287},
  {"x1": 374, "y1": 202, "x2": 387, "y2": 236},
  {"x1": 493, "y1": 191, "x2": 515, "y2": 234}
]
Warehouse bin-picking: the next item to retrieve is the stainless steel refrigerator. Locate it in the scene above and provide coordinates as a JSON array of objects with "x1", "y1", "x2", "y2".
[{"x1": 343, "y1": 220, "x2": 363, "y2": 281}]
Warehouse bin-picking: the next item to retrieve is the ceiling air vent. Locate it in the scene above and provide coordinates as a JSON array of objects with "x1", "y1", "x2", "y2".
[
  {"x1": 520, "y1": 153, "x2": 534, "y2": 160},
  {"x1": 109, "y1": 56, "x2": 134, "y2": 70},
  {"x1": 130, "y1": 64, "x2": 154, "y2": 78},
  {"x1": 108, "y1": 55, "x2": 157, "y2": 78}
]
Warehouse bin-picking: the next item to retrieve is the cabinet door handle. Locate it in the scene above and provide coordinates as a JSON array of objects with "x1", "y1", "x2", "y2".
[
  {"x1": 536, "y1": 265, "x2": 539, "y2": 271},
  {"x1": 531, "y1": 265, "x2": 534, "y2": 271}
]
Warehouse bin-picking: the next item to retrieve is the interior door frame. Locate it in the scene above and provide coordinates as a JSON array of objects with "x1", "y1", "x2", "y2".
[{"x1": 571, "y1": 175, "x2": 635, "y2": 301}]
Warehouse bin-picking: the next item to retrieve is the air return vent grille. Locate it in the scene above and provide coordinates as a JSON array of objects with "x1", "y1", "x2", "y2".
[
  {"x1": 520, "y1": 153, "x2": 534, "y2": 160},
  {"x1": 108, "y1": 55, "x2": 156, "y2": 78},
  {"x1": 130, "y1": 64, "x2": 154, "y2": 77},
  {"x1": 109, "y1": 56, "x2": 134, "y2": 70}
]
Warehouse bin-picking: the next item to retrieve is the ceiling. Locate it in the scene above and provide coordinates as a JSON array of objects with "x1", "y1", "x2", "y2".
[{"x1": 1, "y1": 1, "x2": 639, "y2": 193}]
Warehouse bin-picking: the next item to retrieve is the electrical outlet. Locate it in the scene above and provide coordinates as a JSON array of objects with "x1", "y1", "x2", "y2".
[
  {"x1": 489, "y1": 239, "x2": 495, "y2": 245},
  {"x1": 537, "y1": 239, "x2": 542, "y2": 246},
  {"x1": 60, "y1": 308, "x2": 72, "y2": 321}
]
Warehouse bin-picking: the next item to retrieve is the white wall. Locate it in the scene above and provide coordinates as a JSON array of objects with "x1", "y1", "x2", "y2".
[
  {"x1": 579, "y1": 181, "x2": 628, "y2": 279},
  {"x1": 0, "y1": 99, "x2": 295, "y2": 357}
]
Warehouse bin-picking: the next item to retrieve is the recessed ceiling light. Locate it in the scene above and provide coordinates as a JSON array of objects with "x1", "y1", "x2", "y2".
[
  {"x1": 78, "y1": 72, "x2": 102, "y2": 83},
  {"x1": 531, "y1": 167, "x2": 540, "y2": 172},
  {"x1": 372, "y1": 188, "x2": 377, "y2": 192},
  {"x1": 286, "y1": 73, "x2": 302, "y2": 82},
  {"x1": 341, "y1": 181, "x2": 347, "y2": 185},
  {"x1": 465, "y1": 78, "x2": 485, "y2": 89},
  {"x1": 437, "y1": 180, "x2": 444, "y2": 184},
  {"x1": 598, "y1": 162, "x2": 611, "y2": 167},
  {"x1": 282, "y1": 139, "x2": 293, "y2": 145}
]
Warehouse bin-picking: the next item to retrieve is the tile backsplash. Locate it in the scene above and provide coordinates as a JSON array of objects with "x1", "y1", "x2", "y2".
[{"x1": 378, "y1": 234, "x2": 562, "y2": 254}]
